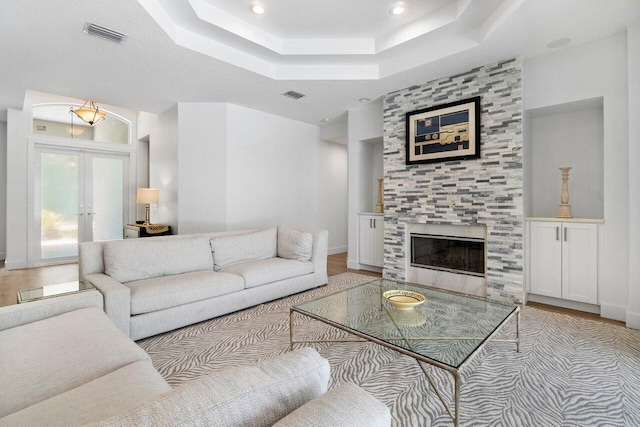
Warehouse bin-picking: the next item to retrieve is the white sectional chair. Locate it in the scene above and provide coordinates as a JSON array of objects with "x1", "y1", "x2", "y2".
[{"x1": 0, "y1": 294, "x2": 391, "y2": 426}]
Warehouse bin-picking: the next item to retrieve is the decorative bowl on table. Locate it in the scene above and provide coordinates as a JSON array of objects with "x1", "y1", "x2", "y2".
[{"x1": 383, "y1": 290, "x2": 426, "y2": 311}]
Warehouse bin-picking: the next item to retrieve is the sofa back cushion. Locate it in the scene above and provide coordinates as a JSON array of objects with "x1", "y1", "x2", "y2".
[
  {"x1": 210, "y1": 228, "x2": 277, "y2": 271},
  {"x1": 104, "y1": 236, "x2": 214, "y2": 283},
  {"x1": 94, "y1": 348, "x2": 329, "y2": 427},
  {"x1": 278, "y1": 227, "x2": 313, "y2": 262}
]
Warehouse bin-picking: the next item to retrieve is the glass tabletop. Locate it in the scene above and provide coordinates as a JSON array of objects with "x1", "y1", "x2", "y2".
[
  {"x1": 18, "y1": 281, "x2": 95, "y2": 303},
  {"x1": 293, "y1": 278, "x2": 518, "y2": 368}
]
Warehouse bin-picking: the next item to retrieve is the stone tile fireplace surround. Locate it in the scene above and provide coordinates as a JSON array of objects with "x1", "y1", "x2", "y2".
[{"x1": 383, "y1": 57, "x2": 524, "y2": 304}]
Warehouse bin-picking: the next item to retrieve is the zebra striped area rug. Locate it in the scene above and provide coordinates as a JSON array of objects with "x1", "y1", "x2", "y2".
[{"x1": 138, "y1": 273, "x2": 640, "y2": 426}]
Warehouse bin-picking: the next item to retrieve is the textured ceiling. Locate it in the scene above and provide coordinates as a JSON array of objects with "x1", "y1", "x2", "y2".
[{"x1": 0, "y1": 0, "x2": 638, "y2": 125}]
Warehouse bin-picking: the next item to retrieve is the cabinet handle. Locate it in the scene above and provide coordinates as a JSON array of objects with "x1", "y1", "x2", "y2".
[
  {"x1": 556, "y1": 226, "x2": 559, "y2": 241},
  {"x1": 564, "y1": 227, "x2": 567, "y2": 242},
  {"x1": 369, "y1": 219, "x2": 372, "y2": 228},
  {"x1": 373, "y1": 219, "x2": 376, "y2": 228}
]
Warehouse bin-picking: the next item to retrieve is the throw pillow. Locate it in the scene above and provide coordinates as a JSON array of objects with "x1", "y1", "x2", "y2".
[
  {"x1": 210, "y1": 228, "x2": 278, "y2": 271},
  {"x1": 278, "y1": 227, "x2": 313, "y2": 262}
]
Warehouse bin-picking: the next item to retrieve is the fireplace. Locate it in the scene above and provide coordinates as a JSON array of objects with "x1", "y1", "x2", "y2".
[
  {"x1": 410, "y1": 234, "x2": 485, "y2": 277},
  {"x1": 405, "y1": 223, "x2": 487, "y2": 297}
]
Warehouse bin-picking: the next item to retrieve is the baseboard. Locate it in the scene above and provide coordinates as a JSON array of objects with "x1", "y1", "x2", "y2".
[
  {"x1": 527, "y1": 293, "x2": 600, "y2": 314},
  {"x1": 328, "y1": 246, "x2": 347, "y2": 255},
  {"x1": 600, "y1": 303, "x2": 626, "y2": 322},
  {"x1": 358, "y1": 264, "x2": 383, "y2": 273},
  {"x1": 4, "y1": 259, "x2": 28, "y2": 270},
  {"x1": 625, "y1": 310, "x2": 640, "y2": 329},
  {"x1": 346, "y1": 259, "x2": 360, "y2": 270}
]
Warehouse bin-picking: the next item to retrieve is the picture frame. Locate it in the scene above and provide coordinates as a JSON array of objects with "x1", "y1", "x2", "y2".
[{"x1": 405, "y1": 96, "x2": 481, "y2": 165}]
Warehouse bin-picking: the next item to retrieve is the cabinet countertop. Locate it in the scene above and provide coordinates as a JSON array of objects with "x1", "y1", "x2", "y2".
[
  {"x1": 526, "y1": 217, "x2": 604, "y2": 224},
  {"x1": 357, "y1": 212, "x2": 384, "y2": 216}
]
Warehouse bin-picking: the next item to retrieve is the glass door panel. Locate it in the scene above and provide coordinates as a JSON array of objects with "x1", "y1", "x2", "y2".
[
  {"x1": 90, "y1": 156, "x2": 125, "y2": 242},
  {"x1": 40, "y1": 152, "x2": 80, "y2": 260},
  {"x1": 35, "y1": 148, "x2": 128, "y2": 265}
]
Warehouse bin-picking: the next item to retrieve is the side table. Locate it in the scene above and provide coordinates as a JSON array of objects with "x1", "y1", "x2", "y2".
[
  {"x1": 17, "y1": 281, "x2": 96, "y2": 304},
  {"x1": 124, "y1": 224, "x2": 172, "y2": 238}
]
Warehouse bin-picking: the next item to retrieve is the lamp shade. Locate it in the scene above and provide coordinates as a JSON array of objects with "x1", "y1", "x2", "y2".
[
  {"x1": 71, "y1": 101, "x2": 107, "y2": 126},
  {"x1": 136, "y1": 188, "x2": 159, "y2": 204}
]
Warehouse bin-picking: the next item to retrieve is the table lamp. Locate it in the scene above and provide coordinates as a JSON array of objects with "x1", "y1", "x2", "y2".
[{"x1": 136, "y1": 188, "x2": 159, "y2": 225}]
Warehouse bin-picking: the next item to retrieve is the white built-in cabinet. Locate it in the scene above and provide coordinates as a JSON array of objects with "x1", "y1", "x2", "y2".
[
  {"x1": 358, "y1": 213, "x2": 384, "y2": 267},
  {"x1": 529, "y1": 219, "x2": 599, "y2": 305}
]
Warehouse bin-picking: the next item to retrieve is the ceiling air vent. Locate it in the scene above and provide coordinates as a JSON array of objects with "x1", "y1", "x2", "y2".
[
  {"x1": 83, "y1": 22, "x2": 128, "y2": 44},
  {"x1": 282, "y1": 90, "x2": 306, "y2": 100}
]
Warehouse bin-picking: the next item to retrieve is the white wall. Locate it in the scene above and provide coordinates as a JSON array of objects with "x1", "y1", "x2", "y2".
[
  {"x1": 524, "y1": 34, "x2": 630, "y2": 322},
  {"x1": 177, "y1": 103, "x2": 227, "y2": 234},
  {"x1": 627, "y1": 20, "x2": 640, "y2": 329},
  {"x1": 145, "y1": 103, "x2": 348, "y2": 253},
  {"x1": 5, "y1": 109, "x2": 29, "y2": 269},
  {"x1": 316, "y1": 140, "x2": 348, "y2": 253},
  {"x1": 320, "y1": 119, "x2": 348, "y2": 145},
  {"x1": 136, "y1": 139, "x2": 149, "y2": 220},
  {"x1": 346, "y1": 101, "x2": 383, "y2": 269},
  {"x1": 0, "y1": 121, "x2": 7, "y2": 260},
  {"x1": 529, "y1": 104, "x2": 604, "y2": 218},
  {"x1": 225, "y1": 104, "x2": 347, "y2": 253},
  {"x1": 149, "y1": 106, "x2": 179, "y2": 232}
]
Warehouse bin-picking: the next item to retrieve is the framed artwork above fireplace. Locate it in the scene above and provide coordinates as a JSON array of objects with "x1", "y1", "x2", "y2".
[{"x1": 405, "y1": 96, "x2": 481, "y2": 165}]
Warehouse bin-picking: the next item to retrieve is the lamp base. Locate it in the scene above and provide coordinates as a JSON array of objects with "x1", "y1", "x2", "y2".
[{"x1": 144, "y1": 204, "x2": 151, "y2": 225}]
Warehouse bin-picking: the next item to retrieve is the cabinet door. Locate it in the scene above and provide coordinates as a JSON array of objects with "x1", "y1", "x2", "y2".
[
  {"x1": 358, "y1": 216, "x2": 375, "y2": 266},
  {"x1": 529, "y1": 221, "x2": 562, "y2": 298},
  {"x1": 359, "y1": 216, "x2": 383, "y2": 267},
  {"x1": 561, "y1": 223, "x2": 598, "y2": 304},
  {"x1": 372, "y1": 217, "x2": 384, "y2": 267}
]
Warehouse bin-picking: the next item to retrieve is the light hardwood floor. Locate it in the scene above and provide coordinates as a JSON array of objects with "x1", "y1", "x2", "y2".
[
  {"x1": 0, "y1": 260, "x2": 78, "y2": 307},
  {"x1": 0, "y1": 255, "x2": 627, "y2": 327}
]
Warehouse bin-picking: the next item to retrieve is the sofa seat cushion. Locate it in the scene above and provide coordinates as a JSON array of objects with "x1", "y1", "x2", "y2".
[
  {"x1": 221, "y1": 258, "x2": 314, "y2": 289},
  {"x1": 0, "y1": 307, "x2": 150, "y2": 418},
  {"x1": 0, "y1": 361, "x2": 171, "y2": 427},
  {"x1": 104, "y1": 236, "x2": 214, "y2": 283},
  {"x1": 126, "y1": 271, "x2": 245, "y2": 315}
]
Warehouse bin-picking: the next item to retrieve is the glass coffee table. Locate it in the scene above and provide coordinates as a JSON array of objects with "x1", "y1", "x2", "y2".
[{"x1": 290, "y1": 278, "x2": 520, "y2": 426}]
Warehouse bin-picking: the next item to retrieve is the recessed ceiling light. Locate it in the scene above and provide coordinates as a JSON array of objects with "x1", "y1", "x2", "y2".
[
  {"x1": 390, "y1": 4, "x2": 405, "y2": 15},
  {"x1": 359, "y1": 98, "x2": 371, "y2": 103},
  {"x1": 251, "y1": 3, "x2": 265, "y2": 14},
  {"x1": 547, "y1": 38, "x2": 570, "y2": 49},
  {"x1": 321, "y1": 118, "x2": 331, "y2": 123}
]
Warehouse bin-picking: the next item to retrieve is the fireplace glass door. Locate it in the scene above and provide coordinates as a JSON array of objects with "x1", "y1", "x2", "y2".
[{"x1": 411, "y1": 234, "x2": 485, "y2": 276}]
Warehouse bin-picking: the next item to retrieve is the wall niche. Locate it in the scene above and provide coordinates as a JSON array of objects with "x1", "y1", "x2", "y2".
[
  {"x1": 524, "y1": 97, "x2": 604, "y2": 218},
  {"x1": 360, "y1": 136, "x2": 383, "y2": 213}
]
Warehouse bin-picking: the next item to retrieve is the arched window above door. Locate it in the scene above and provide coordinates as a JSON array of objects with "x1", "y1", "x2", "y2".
[{"x1": 32, "y1": 103, "x2": 130, "y2": 145}]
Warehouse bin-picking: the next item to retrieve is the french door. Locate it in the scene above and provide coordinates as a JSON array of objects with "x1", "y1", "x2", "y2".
[{"x1": 34, "y1": 147, "x2": 129, "y2": 265}]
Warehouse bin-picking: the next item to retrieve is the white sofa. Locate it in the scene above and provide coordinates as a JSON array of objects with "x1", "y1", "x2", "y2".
[
  {"x1": 79, "y1": 227, "x2": 328, "y2": 340},
  {"x1": 0, "y1": 294, "x2": 391, "y2": 426}
]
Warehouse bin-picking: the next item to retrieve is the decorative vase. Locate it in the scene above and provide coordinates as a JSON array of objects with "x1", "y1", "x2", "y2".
[
  {"x1": 375, "y1": 178, "x2": 384, "y2": 213},
  {"x1": 557, "y1": 167, "x2": 572, "y2": 218}
]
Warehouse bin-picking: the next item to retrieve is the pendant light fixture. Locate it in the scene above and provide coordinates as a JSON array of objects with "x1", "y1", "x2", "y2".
[{"x1": 71, "y1": 100, "x2": 107, "y2": 125}]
